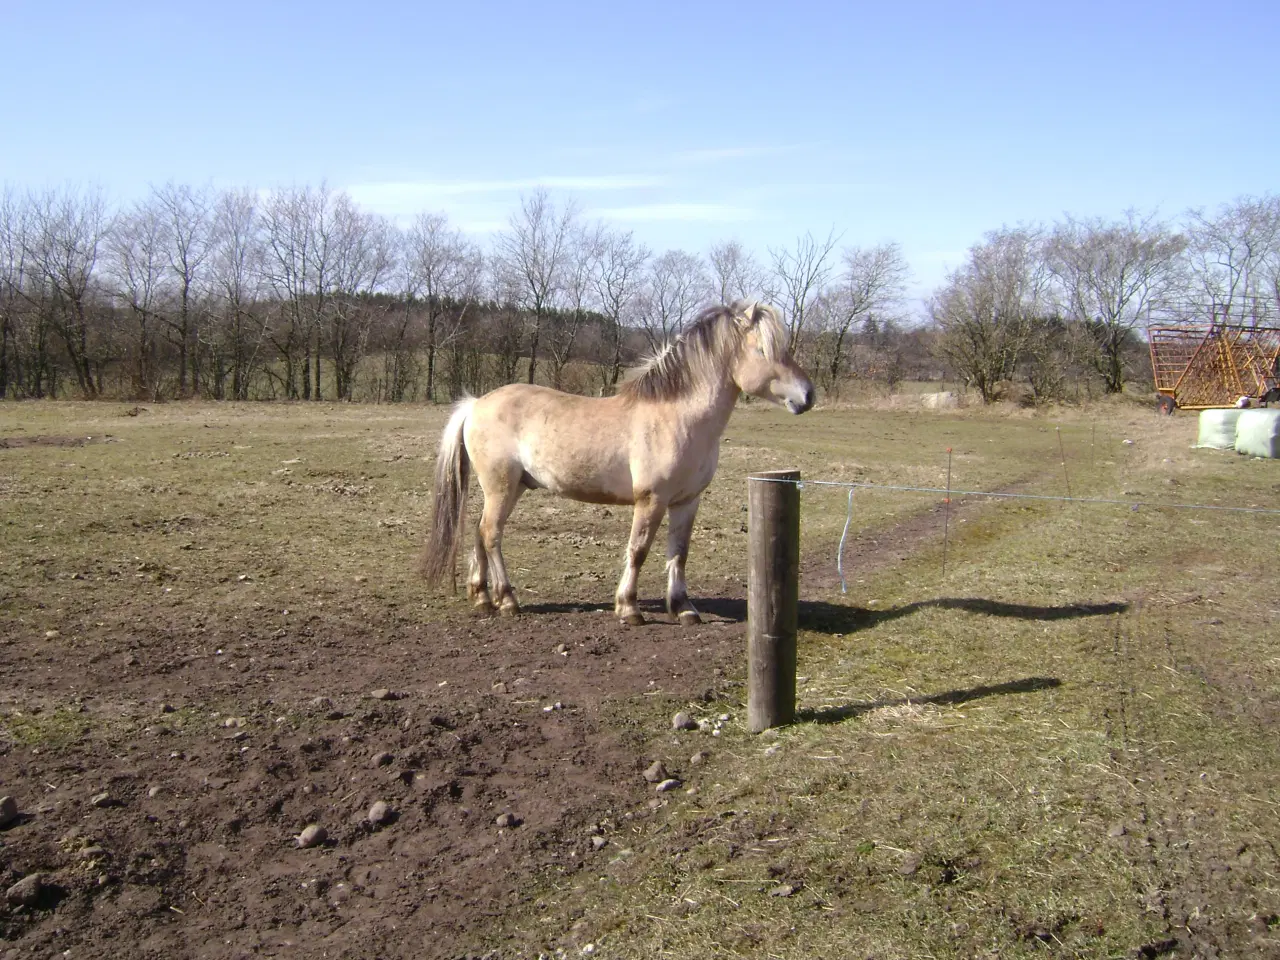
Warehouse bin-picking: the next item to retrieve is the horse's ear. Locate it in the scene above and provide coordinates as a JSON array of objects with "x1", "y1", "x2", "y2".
[{"x1": 731, "y1": 299, "x2": 761, "y2": 329}]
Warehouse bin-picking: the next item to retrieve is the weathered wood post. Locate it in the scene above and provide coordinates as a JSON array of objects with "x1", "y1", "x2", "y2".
[{"x1": 747, "y1": 469, "x2": 800, "y2": 733}]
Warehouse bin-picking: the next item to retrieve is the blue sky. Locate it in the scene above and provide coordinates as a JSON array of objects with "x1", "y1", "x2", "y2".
[{"x1": 3, "y1": 0, "x2": 1277, "y2": 297}]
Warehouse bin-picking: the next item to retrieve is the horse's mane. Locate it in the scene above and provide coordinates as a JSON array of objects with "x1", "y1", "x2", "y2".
[{"x1": 620, "y1": 300, "x2": 785, "y2": 403}]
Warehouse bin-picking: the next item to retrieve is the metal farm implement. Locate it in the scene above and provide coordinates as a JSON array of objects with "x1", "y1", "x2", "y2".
[{"x1": 1148, "y1": 318, "x2": 1280, "y2": 414}]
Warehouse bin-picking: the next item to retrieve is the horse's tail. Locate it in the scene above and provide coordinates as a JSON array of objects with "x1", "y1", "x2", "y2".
[{"x1": 421, "y1": 397, "x2": 475, "y2": 590}]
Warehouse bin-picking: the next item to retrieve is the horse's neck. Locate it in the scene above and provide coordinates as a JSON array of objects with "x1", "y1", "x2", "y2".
[{"x1": 676, "y1": 378, "x2": 741, "y2": 438}]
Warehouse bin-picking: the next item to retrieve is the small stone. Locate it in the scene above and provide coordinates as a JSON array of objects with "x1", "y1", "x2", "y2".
[
  {"x1": 227, "y1": 730, "x2": 248, "y2": 742},
  {"x1": 495, "y1": 812, "x2": 520, "y2": 829},
  {"x1": 369, "y1": 688, "x2": 395, "y2": 701},
  {"x1": 1107, "y1": 822, "x2": 1127, "y2": 838},
  {"x1": 222, "y1": 717, "x2": 242, "y2": 728},
  {"x1": 44, "y1": 630, "x2": 61, "y2": 640},
  {"x1": 899, "y1": 853, "x2": 923, "y2": 876},
  {"x1": 371, "y1": 751, "x2": 394, "y2": 768},
  {"x1": 367, "y1": 801, "x2": 393, "y2": 826},
  {"x1": 160, "y1": 703, "x2": 176, "y2": 713},
  {"x1": 90, "y1": 792, "x2": 115, "y2": 809},
  {"x1": 690, "y1": 751, "x2": 710, "y2": 766},
  {"x1": 769, "y1": 883, "x2": 798, "y2": 898},
  {"x1": 147, "y1": 786, "x2": 163, "y2": 798},
  {"x1": 672, "y1": 712, "x2": 697, "y2": 731},
  {"x1": 554, "y1": 643, "x2": 569, "y2": 655},
  {"x1": 491, "y1": 682, "x2": 508, "y2": 694},
  {"x1": 296, "y1": 824, "x2": 327, "y2": 848},
  {"x1": 0, "y1": 795, "x2": 18, "y2": 827},
  {"x1": 656, "y1": 778, "x2": 682, "y2": 793},
  {"x1": 590, "y1": 835, "x2": 607, "y2": 851},
  {"x1": 78, "y1": 845, "x2": 107, "y2": 860},
  {"x1": 643, "y1": 761, "x2": 668, "y2": 783},
  {"x1": 124, "y1": 653, "x2": 139, "y2": 666},
  {"x1": 5, "y1": 873, "x2": 42, "y2": 906}
]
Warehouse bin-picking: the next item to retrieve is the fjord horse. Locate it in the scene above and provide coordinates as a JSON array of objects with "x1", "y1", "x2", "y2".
[{"x1": 422, "y1": 300, "x2": 815, "y2": 625}]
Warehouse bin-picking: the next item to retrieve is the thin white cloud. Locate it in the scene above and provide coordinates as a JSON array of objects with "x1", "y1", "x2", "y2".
[
  {"x1": 348, "y1": 175, "x2": 665, "y2": 206},
  {"x1": 593, "y1": 203, "x2": 755, "y2": 223},
  {"x1": 671, "y1": 143, "x2": 816, "y2": 165}
]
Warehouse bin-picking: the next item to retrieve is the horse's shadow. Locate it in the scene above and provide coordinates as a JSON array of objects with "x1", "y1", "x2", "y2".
[{"x1": 521, "y1": 595, "x2": 1128, "y2": 632}]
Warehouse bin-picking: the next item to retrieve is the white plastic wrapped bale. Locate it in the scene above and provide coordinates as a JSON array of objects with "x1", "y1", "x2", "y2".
[
  {"x1": 1195, "y1": 409, "x2": 1245, "y2": 449},
  {"x1": 1234, "y1": 409, "x2": 1280, "y2": 458}
]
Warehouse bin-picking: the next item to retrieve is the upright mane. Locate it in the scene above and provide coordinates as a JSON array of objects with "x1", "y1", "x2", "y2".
[{"x1": 621, "y1": 299, "x2": 785, "y2": 402}]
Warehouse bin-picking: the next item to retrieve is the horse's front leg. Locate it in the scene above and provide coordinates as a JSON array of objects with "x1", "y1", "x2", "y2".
[
  {"x1": 665, "y1": 497, "x2": 702, "y2": 625},
  {"x1": 615, "y1": 494, "x2": 666, "y2": 626}
]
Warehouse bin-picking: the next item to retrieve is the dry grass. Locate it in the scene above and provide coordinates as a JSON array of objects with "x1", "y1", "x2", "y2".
[{"x1": 3, "y1": 398, "x2": 1278, "y2": 958}]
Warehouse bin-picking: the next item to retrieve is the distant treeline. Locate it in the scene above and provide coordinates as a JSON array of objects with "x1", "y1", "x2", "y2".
[{"x1": 2, "y1": 183, "x2": 1275, "y2": 404}]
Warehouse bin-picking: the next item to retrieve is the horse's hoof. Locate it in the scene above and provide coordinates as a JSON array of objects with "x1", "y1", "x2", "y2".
[
  {"x1": 499, "y1": 601, "x2": 521, "y2": 617},
  {"x1": 677, "y1": 610, "x2": 703, "y2": 626},
  {"x1": 620, "y1": 612, "x2": 646, "y2": 627},
  {"x1": 471, "y1": 602, "x2": 497, "y2": 619}
]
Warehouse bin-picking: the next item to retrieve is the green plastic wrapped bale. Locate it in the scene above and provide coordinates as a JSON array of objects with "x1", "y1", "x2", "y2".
[
  {"x1": 1196, "y1": 409, "x2": 1244, "y2": 449},
  {"x1": 1234, "y1": 409, "x2": 1280, "y2": 458}
]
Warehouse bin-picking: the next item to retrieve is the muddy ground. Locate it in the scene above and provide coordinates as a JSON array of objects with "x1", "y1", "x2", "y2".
[{"x1": 1, "y1": 581, "x2": 762, "y2": 959}]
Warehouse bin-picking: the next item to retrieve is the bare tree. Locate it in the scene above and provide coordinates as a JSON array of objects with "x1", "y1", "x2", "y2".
[
  {"x1": 23, "y1": 186, "x2": 112, "y2": 397},
  {"x1": 933, "y1": 226, "x2": 1051, "y2": 403},
  {"x1": 545, "y1": 223, "x2": 599, "y2": 391},
  {"x1": 1183, "y1": 194, "x2": 1280, "y2": 325},
  {"x1": 708, "y1": 239, "x2": 767, "y2": 304},
  {"x1": 262, "y1": 184, "x2": 352, "y2": 399},
  {"x1": 105, "y1": 197, "x2": 169, "y2": 398},
  {"x1": 0, "y1": 188, "x2": 31, "y2": 397},
  {"x1": 325, "y1": 198, "x2": 395, "y2": 400},
  {"x1": 637, "y1": 249, "x2": 709, "y2": 352},
  {"x1": 153, "y1": 183, "x2": 214, "y2": 396},
  {"x1": 770, "y1": 229, "x2": 840, "y2": 353},
  {"x1": 406, "y1": 212, "x2": 483, "y2": 401},
  {"x1": 207, "y1": 188, "x2": 268, "y2": 400},
  {"x1": 817, "y1": 242, "x2": 910, "y2": 391},
  {"x1": 495, "y1": 189, "x2": 576, "y2": 385},
  {"x1": 1045, "y1": 210, "x2": 1186, "y2": 393},
  {"x1": 592, "y1": 227, "x2": 650, "y2": 392}
]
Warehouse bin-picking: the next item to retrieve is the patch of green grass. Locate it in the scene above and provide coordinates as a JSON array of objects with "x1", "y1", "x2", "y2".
[{"x1": 2, "y1": 707, "x2": 96, "y2": 748}]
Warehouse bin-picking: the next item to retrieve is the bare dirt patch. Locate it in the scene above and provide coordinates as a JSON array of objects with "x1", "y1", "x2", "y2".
[
  {"x1": 0, "y1": 434, "x2": 113, "y2": 449},
  {"x1": 0, "y1": 599, "x2": 745, "y2": 959}
]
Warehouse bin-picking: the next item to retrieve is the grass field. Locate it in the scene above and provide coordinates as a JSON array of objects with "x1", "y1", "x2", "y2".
[{"x1": 1, "y1": 397, "x2": 1278, "y2": 958}]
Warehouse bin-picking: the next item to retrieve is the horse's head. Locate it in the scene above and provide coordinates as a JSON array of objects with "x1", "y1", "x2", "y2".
[{"x1": 729, "y1": 301, "x2": 816, "y2": 414}]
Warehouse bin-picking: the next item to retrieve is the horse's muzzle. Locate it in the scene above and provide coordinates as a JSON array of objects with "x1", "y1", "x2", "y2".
[{"x1": 785, "y1": 385, "x2": 815, "y2": 415}]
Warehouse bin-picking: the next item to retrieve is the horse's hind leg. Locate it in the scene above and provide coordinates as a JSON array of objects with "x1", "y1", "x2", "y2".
[
  {"x1": 467, "y1": 511, "x2": 494, "y2": 616},
  {"x1": 616, "y1": 493, "x2": 666, "y2": 626},
  {"x1": 665, "y1": 497, "x2": 702, "y2": 625},
  {"x1": 477, "y1": 472, "x2": 525, "y2": 617}
]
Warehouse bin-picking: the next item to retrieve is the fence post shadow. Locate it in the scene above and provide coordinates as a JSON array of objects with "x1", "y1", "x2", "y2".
[{"x1": 798, "y1": 675, "x2": 1063, "y2": 725}]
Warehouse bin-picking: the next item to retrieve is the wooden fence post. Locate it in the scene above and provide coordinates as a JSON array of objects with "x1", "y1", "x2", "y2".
[{"x1": 747, "y1": 469, "x2": 800, "y2": 733}]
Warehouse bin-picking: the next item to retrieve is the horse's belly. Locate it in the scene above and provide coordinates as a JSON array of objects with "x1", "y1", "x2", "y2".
[{"x1": 522, "y1": 448, "x2": 634, "y2": 504}]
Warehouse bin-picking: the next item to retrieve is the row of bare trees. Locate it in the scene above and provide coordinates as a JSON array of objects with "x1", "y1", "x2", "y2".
[
  {"x1": 933, "y1": 197, "x2": 1280, "y2": 402},
  {"x1": 3, "y1": 182, "x2": 1277, "y2": 404}
]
